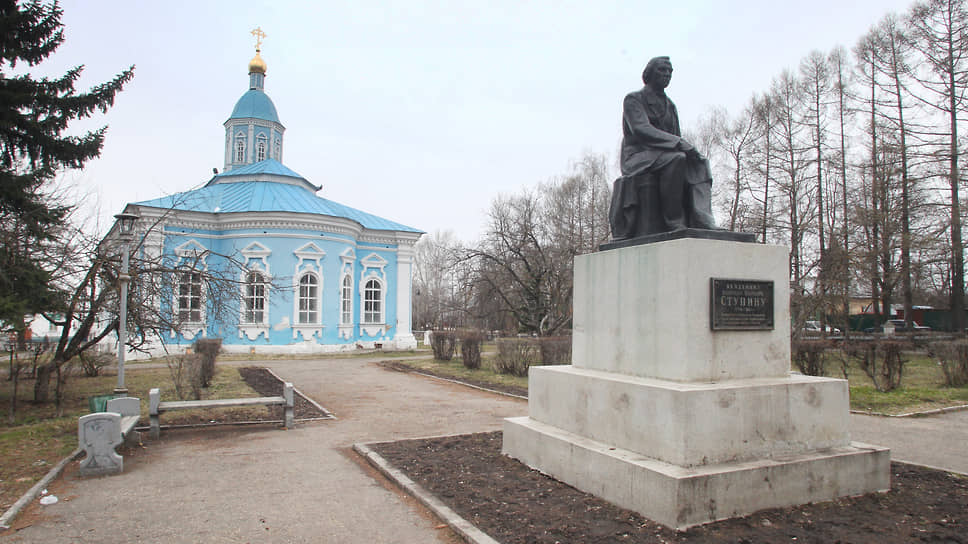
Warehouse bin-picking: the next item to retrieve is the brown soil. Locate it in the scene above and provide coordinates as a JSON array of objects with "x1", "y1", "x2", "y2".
[
  {"x1": 380, "y1": 360, "x2": 528, "y2": 398},
  {"x1": 237, "y1": 366, "x2": 330, "y2": 420},
  {"x1": 371, "y1": 431, "x2": 968, "y2": 544}
]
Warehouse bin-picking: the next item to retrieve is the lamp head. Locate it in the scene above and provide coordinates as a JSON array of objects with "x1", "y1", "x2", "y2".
[{"x1": 114, "y1": 212, "x2": 139, "y2": 238}]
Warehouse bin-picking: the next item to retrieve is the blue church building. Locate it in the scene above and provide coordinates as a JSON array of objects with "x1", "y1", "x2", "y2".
[{"x1": 115, "y1": 40, "x2": 422, "y2": 355}]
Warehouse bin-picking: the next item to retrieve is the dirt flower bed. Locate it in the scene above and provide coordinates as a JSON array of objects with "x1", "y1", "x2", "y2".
[
  {"x1": 371, "y1": 431, "x2": 968, "y2": 544},
  {"x1": 237, "y1": 367, "x2": 330, "y2": 420},
  {"x1": 160, "y1": 367, "x2": 330, "y2": 426}
]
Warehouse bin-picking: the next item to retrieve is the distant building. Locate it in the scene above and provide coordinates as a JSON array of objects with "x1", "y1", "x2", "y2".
[{"x1": 108, "y1": 38, "x2": 421, "y2": 355}]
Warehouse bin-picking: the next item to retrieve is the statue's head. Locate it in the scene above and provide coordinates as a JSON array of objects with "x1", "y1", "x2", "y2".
[{"x1": 642, "y1": 56, "x2": 673, "y2": 87}]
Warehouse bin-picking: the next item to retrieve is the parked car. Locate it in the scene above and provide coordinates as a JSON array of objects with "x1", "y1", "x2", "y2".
[
  {"x1": 863, "y1": 319, "x2": 932, "y2": 333},
  {"x1": 801, "y1": 320, "x2": 841, "y2": 335}
]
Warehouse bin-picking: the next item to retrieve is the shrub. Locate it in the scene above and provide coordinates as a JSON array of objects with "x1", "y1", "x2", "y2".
[
  {"x1": 927, "y1": 340, "x2": 968, "y2": 387},
  {"x1": 77, "y1": 351, "x2": 114, "y2": 377},
  {"x1": 193, "y1": 338, "x2": 222, "y2": 388},
  {"x1": 459, "y1": 330, "x2": 484, "y2": 369},
  {"x1": 538, "y1": 336, "x2": 571, "y2": 365},
  {"x1": 431, "y1": 330, "x2": 456, "y2": 361},
  {"x1": 853, "y1": 340, "x2": 908, "y2": 392},
  {"x1": 166, "y1": 353, "x2": 204, "y2": 400},
  {"x1": 494, "y1": 338, "x2": 541, "y2": 377},
  {"x1": 792, "y1": 340, "x2": 831, "y2": 376}
]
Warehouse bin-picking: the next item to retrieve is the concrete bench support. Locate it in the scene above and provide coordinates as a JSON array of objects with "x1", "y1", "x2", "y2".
[
  {"x1": 149, "y1": 383, "x2": 294, "y2": 439},
  {"x1": 78, "y1": 397, "x2": 141, "y2": 477}
]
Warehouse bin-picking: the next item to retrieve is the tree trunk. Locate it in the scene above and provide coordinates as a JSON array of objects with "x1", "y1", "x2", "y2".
[{"x1": 33, "y1": 362, "x2": 53, "y2": 403}]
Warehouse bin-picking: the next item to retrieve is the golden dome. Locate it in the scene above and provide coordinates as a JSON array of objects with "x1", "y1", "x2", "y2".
[{"x1": 248, "y1": 49, "x2": 267, "y2": 74}]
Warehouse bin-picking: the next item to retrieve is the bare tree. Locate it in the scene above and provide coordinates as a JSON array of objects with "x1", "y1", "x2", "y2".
[
  {"x1": 413, "y1": 230, "x2": 461, "y2": 329},
  {"x1": 800, "y1": 50, "x2": 837, "y2": 333},
  {"x1": 768, "y1": 70, "x2": 818, "y2": 329},
  {"x1": 829, "y1": 46, "x2": 856, "y2": 336},
  {"x1": 31, "y1": 212, "x2": 260, "y2": 404},
  {"x1": 701, "y1": 104, "x2": 759, "y2": 231},
  {"x1": 465, "y1": 152, "x2": 612, "y2": 335},
  {"x1": 907, "y1": 0, "x2": 968, "y2": 332}
]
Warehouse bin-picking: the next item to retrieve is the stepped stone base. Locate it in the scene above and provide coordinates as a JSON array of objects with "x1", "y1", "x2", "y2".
[
  {"x1": 527, "y1": 365, "x2": 854, "y2": 467},
  {"x1": 503, "y1": 416, "x2": 890, "y2": 529},
  {"x1": 502, "y1": 238, "x2": 891, "y2": 529}
]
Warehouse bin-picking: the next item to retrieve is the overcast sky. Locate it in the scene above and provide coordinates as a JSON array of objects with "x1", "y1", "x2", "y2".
[{"x1": 42, "y1": 0, "x2": 916, "y2": 242}]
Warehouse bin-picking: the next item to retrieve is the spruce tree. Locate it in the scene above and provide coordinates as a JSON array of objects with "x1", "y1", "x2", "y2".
[{"x1": 0, "y1": 0, "x2": 134, "y2": 335}]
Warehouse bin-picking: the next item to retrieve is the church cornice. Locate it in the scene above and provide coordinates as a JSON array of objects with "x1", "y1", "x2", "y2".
[
  {"x1": 223, "y1": 116, "x2": 285, "y2": 131},
  {"x1": 138, "y1": 207, "x2": 412, "y2": 247}
]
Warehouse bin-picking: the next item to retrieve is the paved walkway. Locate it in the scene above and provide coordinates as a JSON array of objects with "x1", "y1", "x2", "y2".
[
  {"x1": 849, "y1": 409, "x2": 968, "y2": 474},
  {"x1": 4, "y1": 358, "x2": 967, "y2": 542},
  {"x1": 4, "y1": 357, "x2": 527, "y2": 543}
]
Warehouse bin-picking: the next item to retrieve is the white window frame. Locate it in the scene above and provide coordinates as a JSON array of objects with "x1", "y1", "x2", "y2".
[
  {"x1": 292, "y1": 242, "x2": 325, "y2": 340},
  {"x1": 337, "y1": 248, "x2": 357, "y2": 339},
  {"x1": 340, "y1": 274, "x2": 353, "y2": 326},
  {"x1": 256, "y1": 135, "x2": 267, "y2": 162},
  {"x1": 297, "y1": 273, "x2": 319, "y2": 324},
  {"x1": 242, "y1": 271, "x2": 268, "y2": 325},
  {"x1": 170, "y1": 239, "x2": 209, "y2": 340},
  {"x1": 235, "y1": 138, "x2": 246, "y2": 163},
  {"x1": 362, "y1": 278, "x2": 384, "y2": 325},
  {"x1": 358, "y1": 253, "x2": 388, "y2": 338},
  {"x1": 239, "y1": 242, "x2": 271, "y2": 341},
  {"x1": 176, "y1": 270, "x2": 203, "y2": 324}
]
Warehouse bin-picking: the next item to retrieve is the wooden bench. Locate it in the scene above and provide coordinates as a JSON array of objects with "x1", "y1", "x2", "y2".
[
  {"x1": 78, "y1": 397, "x2": 142, "y2": 477},
  {"x1": 148, "y1": 382, "x2": 294, "y2": 439}
]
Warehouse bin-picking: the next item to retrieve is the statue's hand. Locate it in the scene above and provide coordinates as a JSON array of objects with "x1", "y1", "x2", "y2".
[{"x1": 678, "y1": 139, "x2": 703, "y2": 160}]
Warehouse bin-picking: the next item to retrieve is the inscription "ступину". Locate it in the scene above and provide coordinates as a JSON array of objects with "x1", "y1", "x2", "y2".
[{"x1": 710, "y1": 279, "x2": 774, "y2": 330}]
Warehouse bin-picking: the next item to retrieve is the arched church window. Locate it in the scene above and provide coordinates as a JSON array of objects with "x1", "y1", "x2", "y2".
[
  {"x1": 341, "y1": 275, "x2": 353, "y2": 325},
  {"x1": 235, "y1": 138, "x2": 246, "y2": 163},
  {"x1": 297, "y1": 273, "x2": 319, "y2": 324},
  {"x1": 363, "y1": 278, "x2": 383, "y2": 324},
  {"x1": 243, "y1": 271, "x2": 267, "y2": 324},
  {"x1": 176, "y1": 270, "x2": 202, "y2": 323},
  {"x1": 256, "y1": 135, "x2": 267, "y2": 162}
]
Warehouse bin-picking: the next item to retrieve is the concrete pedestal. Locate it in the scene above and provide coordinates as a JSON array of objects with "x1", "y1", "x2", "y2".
[{"x1": 502, "y1": 238, "x2": 890, "y2": 529}]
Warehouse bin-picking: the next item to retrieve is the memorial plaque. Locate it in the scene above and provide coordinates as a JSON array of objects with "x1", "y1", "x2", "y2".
[{"x1": 710, "y1": 278, "x2": 774, "y2": 330}]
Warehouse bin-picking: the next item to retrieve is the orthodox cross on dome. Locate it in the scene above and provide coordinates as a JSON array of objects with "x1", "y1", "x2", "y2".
[{"x1": 251, "y1": 27, "x2": 266, "y2": 50}]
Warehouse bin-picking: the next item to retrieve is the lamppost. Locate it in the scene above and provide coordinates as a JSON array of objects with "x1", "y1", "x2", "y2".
[{"x1": 114, "y1": 212, "x2": 138, "y2": 395}]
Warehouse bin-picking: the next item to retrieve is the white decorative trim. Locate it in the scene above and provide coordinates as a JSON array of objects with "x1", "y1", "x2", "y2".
[
  {"x1": 339, "y1": 248, "x2": 356, "y2": 334},
  {"x1": 359, "y1": 253, "x2": 387, "y2": 328},
  {"x1": 292, "y1": 324, "x2": 325, "y2": 341},
  {"x1": 360, "y1": 252, "x2": 388, "y2": 273},
  {"x1": 174, "y1": 239, "x2": 208, "y2": 259},
  {"x1": 361, "y1": 324, "x2": 388, "y2": 338},
  {"x1": 241, "y1": 241, "x2": 272, "y2": 273},
  {"x1": 294, "y1": 242, "x2": 326, "y2": 264},
  {"x1": 239, "y1": 326, "x2": 269, "y2": 341},
  {"x1": 223, "y1": 117, "x2": 285, "y2": 132},
  {"x1": 139, "y1": 206, "x2": 420, "y2": 243}
]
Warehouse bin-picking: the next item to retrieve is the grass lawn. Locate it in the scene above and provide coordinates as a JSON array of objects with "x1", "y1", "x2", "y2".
[
  {"x1": 833, "y1": 353, "x2": 968, "y2": 414},
  {"x1": 394, "y1": 354, "x2": 528, "y2": 392},
  {"x1": 0, "y1": 362, "x2": 265, "y2": 512}
]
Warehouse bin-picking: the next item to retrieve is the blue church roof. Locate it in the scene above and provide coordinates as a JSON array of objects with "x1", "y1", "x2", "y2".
[
  {"x1": 134, "y1": 181, "x2": 422, "y2": 234},
  {"x1": 213, "y1": 158, "x2": 304, "y2": 181},
  {"x1": 228, "y1": 89, "x2": 280, "y2": 123}
]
